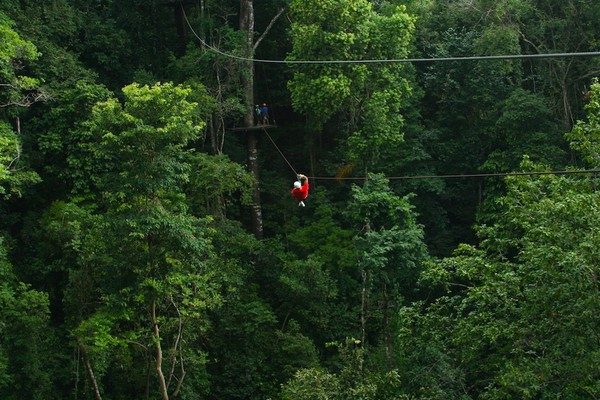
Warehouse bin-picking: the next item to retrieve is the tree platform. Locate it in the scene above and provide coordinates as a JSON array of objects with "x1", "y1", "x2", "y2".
[{"x1": 228, "y1": 124, "x2": 278, "y2": 132}]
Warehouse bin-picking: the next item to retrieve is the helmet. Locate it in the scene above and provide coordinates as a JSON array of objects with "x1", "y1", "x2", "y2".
[{"x1": 293, "y1": 181, "x2": 301, "y2": 189}]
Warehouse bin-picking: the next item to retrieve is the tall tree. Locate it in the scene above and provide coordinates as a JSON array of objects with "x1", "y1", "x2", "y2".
[
  {"x1": 348, "y1": 174, "x2": 427, "y2": 364},
  {"x1": 0, "y1": 11, "x2": 45, "y2": 110},
  {"x1": 288, "y1": 0, "x2": 415, "y2": 172},
  {"x1": 567, "y1": 79, "x2": 600, "y2": 167},
  {"x1": 0, "y1": 11, "x2": 43, "y2": 197},
  {"x1": 31, "y1": 83, "x2": 225, "y2": 400},
  {"x1": 398, "y1": 78, "x2": 600, "y2": 398},
  {"x1": 399, "y1": 166, "x2": 600, "y2": 398},
  {"x1": 0, "y1": 238, "x2": 54, "y2": 400},
  {"x1": 239, "y1": 0, "x2": 285, "y2": 238}
]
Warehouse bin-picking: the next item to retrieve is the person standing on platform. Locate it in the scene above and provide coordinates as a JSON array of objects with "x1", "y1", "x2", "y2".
[
  {"x1": 260, "y1": 103, "x2": 269, "y2": 125},
  {"x1": 254, "y1": 104, "x2": 261, "y2": 125}
]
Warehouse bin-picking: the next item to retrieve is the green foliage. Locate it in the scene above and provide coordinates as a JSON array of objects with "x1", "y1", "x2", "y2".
[
  {"x1": 1, "y1": 1, "x2": 599, "y2": 399},
  {"x1": 284, "y1": 198, "x2": 360, "y2": 346},
  {"x1": 482, "y1": 89, "x2": 565, "y2": 173},
  {"x1": 187, "y1": 153, "x2": 254, "y2": 217},
  {"x1": 275, "y1": 320, "x2": 320, "y2": 378},
  {"x1": 32, "y1": 82, "x2": 228, "y2": 399},
  {"x1": 349, "y1": 174, "x2": 419, "y2": 229},
  {"x1": 515, "y1": 0, "x2": 600, "y2": 126},
  {"x1": 282, "y1": 368, "x2": 341, "y2": 400},
  {"x1": 567, "y1": 79, "x2": 600, "y2": 167},
  {"x1": 85, "y1": 82, "x2": 207, "y2": 202},
  {"x1": 33, "y1": 80, "x2": 112, "y2": 197},
  {"x1": 0, "y1": 121, "x2": 39, "y2": 197},
  {"x1": 0, "y1": 11, "x2": 40, "y2": 108},
  {"x1": 0, "y1": 1, "x2": 96, "y2": 91},
  {"x1": 282, "y1": 339, "x2": 411, "y2": 400},
  {"x1": 349, "y1": 174, "x2": 428, "y2": 360},
  {"x1": 410, "y1": 0, "x2": 595, "y2": 252},
  {"x1": 0, "y1": 122, "x2": 17, "y2": 189},
  {"x1": 0, "y1": 11, "x2": 45, "y2": 200},
  {"x1": 400, "y1": 168, "x2": 600, "y2": 398},
  {"x1": 287, "y1": 197, "x2": 357, "y2": 274},
  {"x1": 288, "y1": 0, "x2": 415, "y2": 167},
  {"x1": 350, "y1": 175, "x2": 428, "y2": 286},
  {"x1": 0, "y1": 238, "x2": 53, "y2": 400},
  {"x1": 277, "y1": 256, "x2": 339, "y2": 337}
]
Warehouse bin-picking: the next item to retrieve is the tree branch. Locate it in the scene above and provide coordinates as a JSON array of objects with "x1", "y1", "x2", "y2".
[
  {"x1": 7, "y1": 143, "x2": 21, "y2": 170},
  {"x1": 172, "y1": 355, "x2": 186, "y2": 398},
  {"x1": 253, "y1": 7, "x2": 285, "y2": 51},
  {"x1": 126, "y1": 339, "x2": 149, "y2": 351},
  {"x1": 448, "y1": 282, "x2": 472, "y2": 289},
  {"x1": 0, "y1": 91, "x2": 49, "y2": 108},
  {"x1": 78, "y1": 340, "x2": 103, "y2": 400},
  {"x1": 516, "y1": 27, "x2": 543, "y2": 54},
  {"x1": 152, "y1": 301, "x2": 170, "y2": 400},
  {"x1": 576, "y1": 70, "x2": 600, "y2": 81},
  {"x1": 166, "y1": 296, "x2": 184, "y2": 390}
]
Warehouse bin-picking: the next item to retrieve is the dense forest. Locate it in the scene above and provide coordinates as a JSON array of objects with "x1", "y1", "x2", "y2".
[{"x1": 1, "y1": 0, "x2": 599, "y2": 399}]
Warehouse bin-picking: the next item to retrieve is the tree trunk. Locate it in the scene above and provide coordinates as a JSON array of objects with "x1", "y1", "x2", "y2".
[
  {"x1": 383, "y1": 284, "x2": 393, "y2": 370},
  {"x1": 146, "y1": 353, "x2": 151, "y2": 400},
  {"x1": 247, "y1": 130, "x2": 264, "y2": 237},
  {"x1": 215, "y1": 70, "x2": 225, "y2": 154},
  {"x1": 240, "y1": 0, "x2": 264, "y2": 238},
  {"x1": 78, "y1": 342, "x2": 103, "y2": 400},
  {"x1": 174, "y1": 4, "x2": 187, "y2": 56},
  {"x1": 208, "y1": 114, "x2": 218, "y2": 154},
  {"x1": 360, "y1": 221, "x2": 371, "y2": 350},
  {"x1": 74, "y1": 346, "x2": 80, "y2": 399},
  {"x1": 561, "y1": 79, "x2": 573, "y2": 131},
  {"x1": 152, "y1": 301, "x2": 170, "y2": 400},
  {"x1": 200, "y1": 0, "x2": 205, "y2": 41},
  {"x1": 361, "y1": 267, "x2": 368, "y2": 349},
  {"x1": 240, "y1": 0, "x2": 255, "y2": 129}
]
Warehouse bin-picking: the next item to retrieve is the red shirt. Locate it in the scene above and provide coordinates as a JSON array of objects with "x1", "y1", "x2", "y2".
[{"x1": 291, "y1": 179, "x2": 309, "y2": 201}]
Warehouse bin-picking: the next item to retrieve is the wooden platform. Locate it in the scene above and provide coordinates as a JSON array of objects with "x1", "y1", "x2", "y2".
[
  {"x1": 160, "y1": 0, "x2": 196, "y2": 5},
  {"x1": 228, "y1": 124, "x2": 278, "y2": 132}
]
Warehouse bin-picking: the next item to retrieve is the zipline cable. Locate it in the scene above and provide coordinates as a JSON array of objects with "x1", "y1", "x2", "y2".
[
  {"x1": 310, "y1": 169, "x2": 600, "y2": 181},
  {"x1": 261, "y1": 127, "x2": 299, "y2": 177},
  {"x1": 258, "y1": 126, "x2": 600, "y2": 181},
  {"x1": 182, "y1": 2, "x2": 600, "y2": 183},
  {"x1": 181, "y1": 4, "x2": 600, "y2": 65}
]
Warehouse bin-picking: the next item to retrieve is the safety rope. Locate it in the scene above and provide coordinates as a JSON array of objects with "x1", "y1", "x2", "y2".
[
  {"x1": 257, "y1": 125, "x2": 599, "y2": 182},
  {"x1": 182, "y1": 2, "x2": 600, "y2": 183},
  {"x1": 258, "y1": 129, "x2": 597, "y2": 182},
  {"x1": 181, "y1": 4, "x2": 600, "y2": 65},
  {"x1": 261, "y1": 127, "x2": 299, "y2": 177},
  {"x1": 257, "y1": 125, "x2": 598, "y2": 183},
  {"x1": 310, "y1": 169, "x2": 600, "y2": 181}
]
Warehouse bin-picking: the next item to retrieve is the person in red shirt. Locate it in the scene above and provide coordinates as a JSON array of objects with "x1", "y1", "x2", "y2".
[{"x1": 291, "y1": 174, "x2": 309, "y2": 207}]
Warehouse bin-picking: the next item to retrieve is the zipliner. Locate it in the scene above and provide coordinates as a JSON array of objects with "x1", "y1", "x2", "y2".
[{"x1": 291, "y1": 174, "x2": 309, "y2": 207}]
